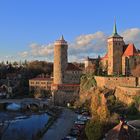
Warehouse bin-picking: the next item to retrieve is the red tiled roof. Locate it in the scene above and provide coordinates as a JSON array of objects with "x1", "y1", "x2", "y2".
[
  {"x1": 101, "y1": 53, "x2": 108, "y2": 60},
  {"x1": 66, "y1": 63, "x2": 82, "y2": 71},
  {"x1": 52, "y1": 84, "x2": 80, "y2": 87},
  {"x1": 123, "y1": 43, "x2": 138, "y2": 56},
  {"x1": 30, "y1": 77, "x2": 53, "y2": 81},
  {"x1": 106, "y1": 122, "x2": 123, "y2": 140}
]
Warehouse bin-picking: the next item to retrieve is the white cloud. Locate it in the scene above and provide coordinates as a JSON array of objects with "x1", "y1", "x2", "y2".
[
  {"x1": 18, "y1": 51, "x2": 28, "y2": 57},
  {"x1": 29, "y1": 43, "x2": 53, "y2": 57},
  {"x1": 18, "y1": 28, "x2": 140, "y2": 62},
  {"x1": 69, "y1": 32, "x2": 107, "y2": 58},
  {"x1": 18, "y1": 43, "x2": 54, "y2": 61},
  {"x1": 121, "y1": 28, "x2": 140, "y2": 48},
  {"x1": 0, "y1": 55, "x2": 19, "y2": 62}
]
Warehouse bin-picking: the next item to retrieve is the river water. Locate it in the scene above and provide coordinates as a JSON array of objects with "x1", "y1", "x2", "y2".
[{"x1": 1, "y1": 112, "x2": 50, "y2": 140}]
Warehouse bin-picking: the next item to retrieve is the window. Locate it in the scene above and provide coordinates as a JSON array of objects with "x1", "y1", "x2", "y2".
[{"x1": 36, "y1": 82, "x2": 39, "y2": 84}]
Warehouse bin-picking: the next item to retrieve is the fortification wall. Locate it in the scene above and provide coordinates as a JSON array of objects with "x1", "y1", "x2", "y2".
[
  {"x1": 115, "y1": 86, "x2": 140, "y2": 105},
  {"x1": 53, "y1": 90, "x2": 79, "y2": 105},
  {"x1": 94, "y1": 76, "x2": 136, "y2": 89}
]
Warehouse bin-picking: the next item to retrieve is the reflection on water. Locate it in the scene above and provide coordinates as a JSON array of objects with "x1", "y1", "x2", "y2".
[{"x1": 2, "y1": 113, "x2": 50, "y2": 140}]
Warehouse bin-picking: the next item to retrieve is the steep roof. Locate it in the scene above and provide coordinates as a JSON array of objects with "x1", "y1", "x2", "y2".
[
  {"x1": 101, "y1": 53, "x2": 108, "y2": 60},
  {"x1": 66, "y1": 63, "x2": 82, "y2": 71},
  {"x1": 123, "y1": 43, "x2": 138, "y2": 56},
  {"x1": 106, "y1": 122, "x2": 122, "y2": 140},
  {"x1": 113, "y1": 20, "x2": 118, "y2": 36},
  {"x1": 109, "y1": 20, "x2": 122, "y2": 38}
]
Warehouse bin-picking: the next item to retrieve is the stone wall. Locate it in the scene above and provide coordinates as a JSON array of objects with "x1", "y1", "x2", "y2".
[
  {"x1": 115, "y1": 86, "x2": 140, "y2": 105},
  {"x1": 94, "y1": 76, "x2": 137, "y2": 89},
  {"x1": 53, "y1": 90, "x2": 79, "y2": 105},
  {"x1": 64, "y1": 71, "x2": 82, "y2": 84}
]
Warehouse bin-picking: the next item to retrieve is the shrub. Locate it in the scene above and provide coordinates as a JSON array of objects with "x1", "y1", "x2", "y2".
[
  {"x1": 134, "y1": 96, "x2": 140, "y2": 107},
  {"x1": 85, "y1": 120, "x2": 102, "y2": 140},
  {"x1": 127, "y1": 103, "x2": 138, "y2": 115}
]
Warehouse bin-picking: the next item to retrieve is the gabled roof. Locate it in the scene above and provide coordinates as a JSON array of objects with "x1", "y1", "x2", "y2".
[
  {"x1": 66, "y1": 63, "x2": 82, "y2": 71},
  {"x1": 123, "y1": 43, "x2": 138, "y2": 56},
  {"x1": 101, "y1": 53, "x2": 108, "y2": 60},
  {"x1": 106, "y1": 122, "x2": 123, "y2": 140}
]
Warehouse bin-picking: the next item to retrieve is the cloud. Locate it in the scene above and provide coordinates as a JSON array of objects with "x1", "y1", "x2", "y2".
[
  {"x1": 0, "y1": 55, "x2": 19, "y2": 62},
  {"x1": 18, "y1": 43, "x2": 54, "y2": 61},
  {"x1": 29, "y1": 43, "x2": 54, "y2": 57},
  {"x1": 121, "y1": 28, "x2": 140, "y2": 48},
  {"x1": 18, "y1": 51, "x2": 28, "y2": 57},
  {"x1": 69, "y1": 31, "x2": 107, "y2": 59},
  {"x1": 18, "y1": 28, "x2": 140, "y2": 62}
]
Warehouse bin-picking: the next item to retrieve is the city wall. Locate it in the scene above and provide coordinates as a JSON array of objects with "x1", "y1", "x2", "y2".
[
  {"x1": 94, "y1": 76, "x2": 140, "y2": 105},
  {"x1": 94, "y1": 76, "x2": 137, "y2": 89},
  {"x1": 115, "y1": 86, "x2": 140, "y2": 105},
  {"x1": 53, "y1": 90, "x2": 79, "y2": 105}
]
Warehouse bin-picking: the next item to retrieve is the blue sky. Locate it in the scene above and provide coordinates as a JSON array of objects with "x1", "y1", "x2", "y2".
[{"x1": 0, "y1": 0, "x2": 140, "y2": 62}]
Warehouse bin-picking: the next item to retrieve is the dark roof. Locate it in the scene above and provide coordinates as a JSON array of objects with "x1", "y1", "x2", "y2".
[
  {"x1": 109, "y1": 21, "x2": 123, "y2": 38},
  {"x1": 66, "y1": 63, "x2": 82, "y2": 71},
  {"x1": 123, "y1": 44, "x2": 128, "y2": 53},
  {"x1": 85, "y1": 57, "x2": 98, "y2": 61},
  {"x1": 128, "y1": 120, "x2": 140, "y2": 129}
]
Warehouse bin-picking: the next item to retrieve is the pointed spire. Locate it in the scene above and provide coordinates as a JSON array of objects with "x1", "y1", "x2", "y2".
[
  {"x1": 113, "y1": 19, "x2": 118, "y2": 35},
  {"x1": 60, "y1": 35, "x2": 64, "y2": 40}
]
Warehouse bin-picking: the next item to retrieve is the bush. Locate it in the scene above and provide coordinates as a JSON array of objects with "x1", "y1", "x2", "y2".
[
  {"x1": 134, "y1": 96, "x2": 140, "y2": 111},
  {"x1": 85, "y1": 120, "x2": 102, "y2": 140},
  {"x1": 127, "y1": 103, "x2": 138, "y2": 115},
  {"x1": 80, "y1": 73, "x2": 97, "y2": 91}
]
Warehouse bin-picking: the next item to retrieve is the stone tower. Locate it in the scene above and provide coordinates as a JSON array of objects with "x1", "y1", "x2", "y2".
[
  {"x1": 53, "y1": 35, "x2": 68, "y2": 84},
  {"x1": 107, "y1": 21, "x2": 125, "y2": 75}
]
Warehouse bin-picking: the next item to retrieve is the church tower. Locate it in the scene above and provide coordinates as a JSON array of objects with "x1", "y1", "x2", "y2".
[
  {"x1": 107, "y1": 21, "x2": 125, "y2": 75},
  {"x1": 53, "y1": 35, "x2": 68, "y2": 84}
]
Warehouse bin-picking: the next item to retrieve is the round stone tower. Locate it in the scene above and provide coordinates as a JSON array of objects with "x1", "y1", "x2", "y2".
[{"x1": 53, "y1": 35, "x2": 68, "y2": 84}]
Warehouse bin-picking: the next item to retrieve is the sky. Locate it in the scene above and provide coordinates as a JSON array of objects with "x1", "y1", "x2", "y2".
[{"x1": 0, "y1": 0, "x2": 140, "y2": 62}]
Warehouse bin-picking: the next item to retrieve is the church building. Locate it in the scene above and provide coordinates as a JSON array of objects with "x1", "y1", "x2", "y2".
[{"x1": 85, "y1": 22, "x2": 140, "y2": 76}]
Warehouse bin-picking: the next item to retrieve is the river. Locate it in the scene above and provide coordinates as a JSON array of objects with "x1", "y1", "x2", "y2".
[{"x1": 0, "y1": 112, "x2": 50, "y2": 140}]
